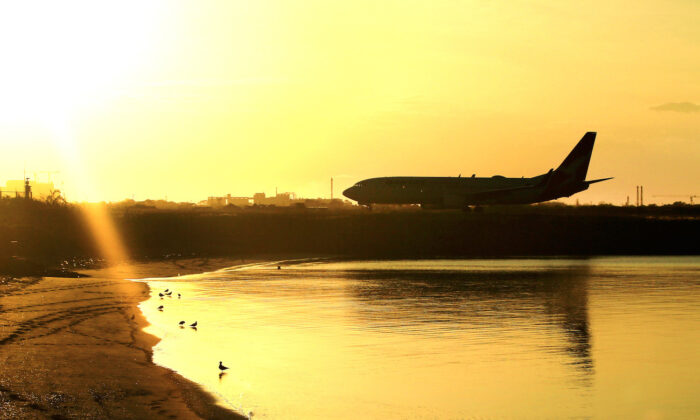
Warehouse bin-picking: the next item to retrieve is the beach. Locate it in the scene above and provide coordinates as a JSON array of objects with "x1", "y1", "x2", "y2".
[{"x1": 0, "y1": 258, "x2": 246, "y2": 419}]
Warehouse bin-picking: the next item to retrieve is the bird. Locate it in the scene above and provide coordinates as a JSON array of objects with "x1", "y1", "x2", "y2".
[
  {"x1": 189, "y1": 321, "x2": 198, "y2": 327},
  {"x1": 277, "y1": 265, "x2": 281, "y2": 270},
  {"x1": 218, "y1": 361, "x2": 229, "y2": 371},
  {"x1": 178, "y1": 293, "x2": 181, "y2": 299},
  {"x1": 158, "y1": 292, "x2": 164, "y2": 298},
  {"x1": 178, "y1": 320, "x2": 185, "y2": 326},
  {"x1": 164, "y1": 289, "x2": 170, "y2": 293},
  {"x1": 157, "y1": 305, "x2": 164, "y2": 311}
]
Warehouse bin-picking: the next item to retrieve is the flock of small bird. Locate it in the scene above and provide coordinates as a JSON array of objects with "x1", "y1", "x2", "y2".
[
  {"x1": 158, "y1": 288, "x2": 181, "y2": 299},
  {"x1": 156, "y1": 287, "x2": 228, "y2": 374}
]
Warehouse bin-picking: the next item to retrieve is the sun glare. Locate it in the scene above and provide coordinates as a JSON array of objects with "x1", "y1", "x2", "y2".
[
  {"x1": 0, "y1": 1, "x2": 159, "y2": 267},
  {"x1": 0, "y1": 1, "x2": 160, "y2": 125},
  {"x1": 48, "y1": 114, "x2": 132, "y2": 270}
]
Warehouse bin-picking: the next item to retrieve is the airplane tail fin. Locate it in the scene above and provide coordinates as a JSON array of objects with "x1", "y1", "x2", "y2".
[{"x1": 555, "y1": 131, "x2": 596, "y2": 183}]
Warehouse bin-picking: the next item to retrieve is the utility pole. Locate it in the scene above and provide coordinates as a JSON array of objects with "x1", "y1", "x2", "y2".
[
  {"x1": 330, "y1": 177, "x2": 333, "y2": 200},
  {"x1": 636, "y1": 186, "x2": 639, "y2": 206},
  {"x1": 640, "y1": 186, "x2": 644, "y2": 206}
]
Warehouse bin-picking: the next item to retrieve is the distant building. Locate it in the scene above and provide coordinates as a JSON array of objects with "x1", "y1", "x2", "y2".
[
  {"x1": 206, "y1": 194, "x2": 252, "y2": 208},
  {"x1": 199, "y1": 191, "x2": 354, "y2": 209},
  {"x1": 253, "y1": 192, "x2": 296, "y2": 206},
  {"x1": 206, "y1": 196, "x2": 227, "y2": 208},
  {"x1": 2, "y1": 180, "x2": 57, "y2": 200}
]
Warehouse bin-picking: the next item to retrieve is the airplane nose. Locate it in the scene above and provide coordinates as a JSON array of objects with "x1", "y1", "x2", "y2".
[{"x1": 343, "y1": 186, "x2": 358, "y2": 200}]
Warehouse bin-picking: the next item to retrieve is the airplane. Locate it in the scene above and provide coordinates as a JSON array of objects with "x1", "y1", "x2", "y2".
[{"x1": 342, "y1": 132, "x2": 612, "y2": 209}]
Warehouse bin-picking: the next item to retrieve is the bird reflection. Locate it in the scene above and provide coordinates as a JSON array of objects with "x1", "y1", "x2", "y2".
[{"x1": 344, "y1": 263, "x2": 594, "y2": 380}]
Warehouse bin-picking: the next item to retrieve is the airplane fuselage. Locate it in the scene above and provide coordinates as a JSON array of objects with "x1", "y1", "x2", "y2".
[
  {"x1": 342, "y1": 132, "x2": 611, "y2": 209},
  {"x1": 343, "y1": 174, "x2": 587, "y2": 208}
]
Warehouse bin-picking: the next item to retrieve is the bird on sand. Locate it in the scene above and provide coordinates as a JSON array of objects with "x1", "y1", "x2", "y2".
[
  {"x1": 178, "y1": 293, "x2": 181, "y2": 299},
  {"x1": 157, "y1": 305, "x2": 164, "y2": 311},
  {"x1": 158, "y1": 292, "x2": 164, "y2": 298},
  {"x1": 164, "y1": 289, "x2": 170, "y2": 293},
  {"x1": 219, "y1": 361, "x2": 229, "y2": 371},
  {"x1": 178, "y1": 320, "x2": 185, "y2": 326},
  {"x1": 189, "y1": 321, "x2": 198, "y2": 327}
]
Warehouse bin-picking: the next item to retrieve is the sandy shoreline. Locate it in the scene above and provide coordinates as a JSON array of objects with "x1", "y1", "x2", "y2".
[{"x1": 0, "y1": 258, "x2": 248, "y2": 419}]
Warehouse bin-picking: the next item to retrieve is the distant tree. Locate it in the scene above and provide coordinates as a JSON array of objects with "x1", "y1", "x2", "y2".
[{"x1": 45, "y1": 189, "x2": 66, "y2": 206}]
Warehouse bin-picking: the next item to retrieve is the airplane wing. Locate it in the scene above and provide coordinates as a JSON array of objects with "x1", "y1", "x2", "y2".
[{"x1": 465, "y1": 184, "x2": 537, "y2": 202}]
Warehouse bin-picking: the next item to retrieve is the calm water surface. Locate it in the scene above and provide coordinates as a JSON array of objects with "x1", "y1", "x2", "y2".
[{"x1": 138, "y1": 257, "x2": 700, "y2": 419}]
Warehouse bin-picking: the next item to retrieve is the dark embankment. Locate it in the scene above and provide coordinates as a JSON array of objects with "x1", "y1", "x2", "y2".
[
  {"x1": 1, "y1": 198, "x2": 698, "y2": 272},
  {"x1": 118, "y1": 207, "x2": 698, "y2": 258}
]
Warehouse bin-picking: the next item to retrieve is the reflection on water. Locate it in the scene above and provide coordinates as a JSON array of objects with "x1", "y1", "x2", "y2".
[
  {"x1": 139, "y1": 257, "x2": 700, "y2": 419},
  {"x1": 343, "y1": 265, "x2": 593, "y2": 377}
]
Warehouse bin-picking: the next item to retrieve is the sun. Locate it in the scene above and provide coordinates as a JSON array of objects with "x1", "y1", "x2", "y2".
[
  {"x1": 0, "y1": 1, "x2": 161, "y2": 126},
  {"x1": 0, "y1": 2, "x2": 160, "y2": 265}
]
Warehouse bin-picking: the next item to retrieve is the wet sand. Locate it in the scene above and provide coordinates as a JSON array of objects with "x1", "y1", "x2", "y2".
[{"x1": 0, "y1": 258, "x2": 247, "y2": 419}]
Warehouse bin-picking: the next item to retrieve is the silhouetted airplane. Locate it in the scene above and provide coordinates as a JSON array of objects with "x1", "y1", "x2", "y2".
[{"x1": 343, "y1": 132, "x2": 612, "y2": 209}]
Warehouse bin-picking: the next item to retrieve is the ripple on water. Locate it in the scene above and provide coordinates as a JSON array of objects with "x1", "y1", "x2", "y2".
[{"x1": 140, "y1": 256, "x2": 700, "y2": 419}]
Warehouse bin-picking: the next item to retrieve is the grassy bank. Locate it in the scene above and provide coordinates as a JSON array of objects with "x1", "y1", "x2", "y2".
[{"x1": 1, "y1": 198, "x2": 698, "y2": 274}]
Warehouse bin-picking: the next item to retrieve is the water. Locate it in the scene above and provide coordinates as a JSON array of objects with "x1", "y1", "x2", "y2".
[{"x1": 138, "y1": 257, "x2": 700, "y2": 419}]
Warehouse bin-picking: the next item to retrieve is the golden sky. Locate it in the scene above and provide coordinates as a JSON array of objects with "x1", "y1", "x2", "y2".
[{"x1": 0, "y1": 1, "x2": 698, "y2": 204}]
